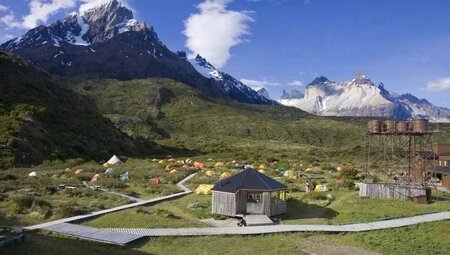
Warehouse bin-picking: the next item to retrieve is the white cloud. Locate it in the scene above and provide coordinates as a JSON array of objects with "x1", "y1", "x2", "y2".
[
  {"x1": 23, "y1": 0, "x2": 77, "y2": 29},
  {"x1": 288, "y1": 80, "x2": 303, "y2": 86},
  {"x1": 0, "y1": 33, "x2": 15, "y2": 43},
  {"x1": 0, "y1": 4, "x2": 8, "y2": 12},
  {"x1": 183, "y1": 0, "x2": 254, "y2": 68},
  {"x1": 240, "y1": 78, "x2": 280, "y2": 90},
  {"x1": 79, "y1": 0, "x2": 132, "y2": 14},
  {"x1": 425, "y1": 77, "x2": 450, "y2": 92},
  {"x1": 0, "y1": 0, "x2": 133, "y2": 30}
]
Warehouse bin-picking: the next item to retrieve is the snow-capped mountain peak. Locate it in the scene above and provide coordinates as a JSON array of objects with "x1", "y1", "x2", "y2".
[
  {"x1": 279, "y1": 74, "x2": 450, "y2": 122},
  {"x1": 188, "y1": 54, "x2": 223, "y2": 81}
]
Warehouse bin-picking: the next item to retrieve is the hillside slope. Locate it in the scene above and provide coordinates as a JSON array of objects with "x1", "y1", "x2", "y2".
[{"x1": 0, "y1": 52, "x2": 156, "y2": 168}]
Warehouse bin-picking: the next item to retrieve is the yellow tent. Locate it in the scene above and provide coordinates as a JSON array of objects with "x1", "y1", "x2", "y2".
[
  {"x1": 220, "y1": 171, "x2": 232, "y2": 178},
  {"x1": 215, "y1": 162, "x2": 225, "y2": 167},
  {"x1": 195, "y1": 184, "x2": 213, "y2": 195},
  {"x1": 103, "y1": 163, "x2": 110, "y2": 168},
  {"x1": 169, "y1": 169, "x2": 177, "y2": 175},
  {"x1": 354, "y1": 181, "x2": 361, "y2": 189},
  {"x1": 158, "y1": 160, "x2": 166, "y2": 164},
  {"x1": 259, "y1": 164, "x2": 266, "y2": 169},
  {"x1": 205, "y1": 170, "x2": 216, "y2": 176},
  {"x1": 258, "y1": 169, "x2": 266, "y2": 174},
  {"x1": 305, "y1": 168, "x2": 314, "y2": 173},
  {"x1": 152, "y1": 158, "x2": 158, "y2": 162},
  {"x1": 168, "y1": 158, "x2": 175, "y2": 162},
  {"x1": 314, "y1": 184, "x2": 328, "y2": 192},
  {"x1": 337, "y1": 166, "x2": 343, "y2": 172}
]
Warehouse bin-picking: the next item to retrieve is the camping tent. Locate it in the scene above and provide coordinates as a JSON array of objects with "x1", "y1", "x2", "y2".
[
  {"x1": 158, "y1": 160, "x2": 165, "y2": 164},
  {"x1": 169, "y1": 169, "x2": 177, "y2": 175},
  {"x1": 215, "y1": 162, "x2": 225, "y2": 167},
  {"x1": 107, "y1": 155, "x2": 121, "y2": 165},
  {"x1": 314, "y1": 184, "x2": 328, "y2": 192},
  {"x1": 305, "y1": 168, "x2": 314, "y2": 173},
  {"x1": 337, "y1": 166, "x2": 343, "y2": 172},
  {"x1": 28, "y1": 171, "x2": 38, "y2": 177},
  {"x1": 103, "y1": 163, "x2": 110, "y2": 168},
  {"x1": 283, "y1": 170, "x2": 296, "y2": 177},
  {"x1": 258, "y1": 169, "x2": 266, "y2": 174},
  {"x1": 149, "y1": 178, "x2": 161, "y2": 185},
  {"x1": 165, "y1": 165, "x2": 172, "y2": 171},
  {"x1": 105, "y1": 168, "x2": 114, "y2": 174},
  {"x1": 75, "y1": 169, "x2": 84, "y2": 174},
  {"x1": 195, "y1": 184, "x2": 213, "y2": 195},
  {"x1": 91, "y1": 174, "x2": 101, "y2": 182},
  {"x1": 220, "y1": 171, "x2": 232, "y2": 178},
  {"x1": 194, "y1": 162, "x2": 205, "y2": 169},
  {"x1": 259, "y1": 164, "x2": 266, "y2": 170},
  {"x1": 205, "y1": 170, "x2": 216, "y2": 176},
  {"x1": 276, "y1": 167, "x2": 285, "y2": 172},
  {"x1": 119, "y1": 172, "x2": 130, "y2": 181},
  {"x1": 181, "y1": 164, "x2": 190, "y2": 169},
  {"x1": 65, "y1": 167, "x2": 72, "y2": 172}
]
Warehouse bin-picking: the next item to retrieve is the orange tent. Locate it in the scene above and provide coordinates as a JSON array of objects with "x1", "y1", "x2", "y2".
[
  {"x1": 149, "y1": 178, "x2": 161, "y2": 185},
  {"x1": 75, "y1": 169, "x2": 84, "y2": 174},
  {"x1": 91, "y1": 174, "x2": 101, "y2": 182},
  {"x1": 169, "y1": 169, "x2": 177, "y2": 175},
  {"x1": 65, "y1": 167, "x2": 72, "y2": 172},
  {"x1": 194, "y1": 162, "x2": 205, "y2": 169}
]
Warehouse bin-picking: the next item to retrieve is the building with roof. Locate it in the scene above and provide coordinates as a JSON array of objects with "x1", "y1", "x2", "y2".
[
  {"x1": 416, "y1": 144, "x2": 450, "y2": 189},
  {"x1": 211, "y1": 168, "x2": 288, "y2": 217}
]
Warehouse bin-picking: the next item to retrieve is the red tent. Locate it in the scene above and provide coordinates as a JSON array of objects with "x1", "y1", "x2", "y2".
[{"x1": 149, "y1": 178, "x2": 161, "y2": 185}]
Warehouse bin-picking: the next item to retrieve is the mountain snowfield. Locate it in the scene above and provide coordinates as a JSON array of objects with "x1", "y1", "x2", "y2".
[{"x1": 279, "y1": 73, "x2": 450, "y2": 122}]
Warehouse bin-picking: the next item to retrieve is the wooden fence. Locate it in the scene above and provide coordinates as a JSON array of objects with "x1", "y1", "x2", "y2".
[{"x1": 359, "y1": 183, "x2": 431, "y2": 201}]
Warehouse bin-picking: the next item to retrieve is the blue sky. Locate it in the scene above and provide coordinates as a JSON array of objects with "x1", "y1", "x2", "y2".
[{"x1": 1, "y1": 0, "x2": 450, "y2": 107}]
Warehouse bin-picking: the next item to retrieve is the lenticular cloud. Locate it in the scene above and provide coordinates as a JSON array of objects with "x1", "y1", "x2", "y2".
[{"x1": 183, "y1": 0, "x2": 253, "y2": 68}]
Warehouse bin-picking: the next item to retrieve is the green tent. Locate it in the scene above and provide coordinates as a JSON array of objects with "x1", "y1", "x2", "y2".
[
  {"x1": 283, "y1": 170, "x2": 296, "y2": 177},
  {"x1": 119, "y1": 171, "x2": 130, "y2": 181},
  {"x1": 275, "y1": 167, "x2": 285, "y2": 172}
]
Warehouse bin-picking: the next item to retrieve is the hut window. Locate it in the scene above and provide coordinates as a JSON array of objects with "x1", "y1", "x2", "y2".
[{"x1": 247, "y1": 193, "x2": 261, "y2": 203}]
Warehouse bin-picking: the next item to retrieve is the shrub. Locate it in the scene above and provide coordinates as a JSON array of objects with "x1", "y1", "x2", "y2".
[
  {"x1": 55, "y1": 202, "x2": 86, "y2": 218},
  {"x1": 9, "y1": 203, "x2": 23, "y2": 214}
]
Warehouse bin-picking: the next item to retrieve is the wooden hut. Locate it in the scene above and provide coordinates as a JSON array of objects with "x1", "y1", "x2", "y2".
[{"x1": 211, "y1": 168, "x2": 287, "y2": 217}]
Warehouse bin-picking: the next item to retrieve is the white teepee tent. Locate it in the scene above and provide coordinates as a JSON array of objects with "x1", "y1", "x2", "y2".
[{"x1": 107, "y1": 155, "x2": 121, "y2": 165}]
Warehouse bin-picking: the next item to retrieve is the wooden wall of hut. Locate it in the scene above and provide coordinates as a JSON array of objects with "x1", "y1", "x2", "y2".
[
  {"x1": 359, "y1": 183, "x2": 431, "y2": 202},
  {"x1": 211, "y1": 191, "x2": 237, "y2": 216}
]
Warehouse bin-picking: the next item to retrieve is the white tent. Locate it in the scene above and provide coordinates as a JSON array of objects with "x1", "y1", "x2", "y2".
[
  {"x1": 107, "y1": 155, "x2": 121, "y2": 165},
  {"x1": 105, "y1": 168, "x2": 115, "y2": 174},
  {"x1": 28, "y1": 171, "x2": 38, "y2": 177}
]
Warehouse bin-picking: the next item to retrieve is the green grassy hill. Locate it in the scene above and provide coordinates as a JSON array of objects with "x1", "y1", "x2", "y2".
[
  {"x1": 0, "y1": 52, "x2": 160, "y2": 168},
  {"x1": 66, "y1": 78, "x2": 372, "y2": 159},
  {"x1": 2, "y1": 51, "x2": 449, "y2": 169}
]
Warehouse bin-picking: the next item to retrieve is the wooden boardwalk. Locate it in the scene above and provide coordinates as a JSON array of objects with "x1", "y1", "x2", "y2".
[
  {"x1": 43, "y1": 223, "x2": 142, "y2": 246},
  {"x1": 243, "y1": 215, "x2": 274, "y2": 226},
  {"x1": 42, "y1": 211, "x2": 450, "y2": 245},
  {"x1": 22, "y1": 173, "x2": 197, "y2": 231}
]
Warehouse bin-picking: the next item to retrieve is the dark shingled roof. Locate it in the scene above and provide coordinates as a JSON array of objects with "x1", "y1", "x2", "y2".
[
  {"x1": 434, "y1": 166, "x2": 450, "y2": 174},
  {"x1": 417, "y1": 151, "x2": 438, "y2": 159},
  {"x1": 211, "y1": 168, "x2": 287, "y2": 193}
]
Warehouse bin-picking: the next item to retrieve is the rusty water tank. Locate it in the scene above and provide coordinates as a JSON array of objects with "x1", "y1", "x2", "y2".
[
  {"x1": 368, "y1": 120, "x2": 382, "y2": 133},
  {"x1": 396, "y1": 121, "x2": 409, "y2": 133},
  {"x1": 382, "y1": 120, "x2": 396, "y2": 133},
  {"x1": 410, "y1": 119, "x2": 429, "y2": 132}
]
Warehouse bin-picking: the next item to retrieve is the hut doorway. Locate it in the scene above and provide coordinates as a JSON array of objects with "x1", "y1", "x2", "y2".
[{"x1": 246, "y1": 192, "x2": 263, "y2": 214}]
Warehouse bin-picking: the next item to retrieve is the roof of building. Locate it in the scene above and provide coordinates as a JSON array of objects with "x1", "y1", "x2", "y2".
[
  {"x1": 417, "y1": 151, "x2": 438, "y2": 159},
  {"x1": 211, "y1": 168, "x2": 287, "y2": 193},
  {"x1": 434, "y1": 166, "x2": 450, "y2": 174}
]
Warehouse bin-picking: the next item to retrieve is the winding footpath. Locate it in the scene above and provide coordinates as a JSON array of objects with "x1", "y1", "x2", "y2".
[{"x1": 20, "y1": 173, "x2": 450, "y2": 246}]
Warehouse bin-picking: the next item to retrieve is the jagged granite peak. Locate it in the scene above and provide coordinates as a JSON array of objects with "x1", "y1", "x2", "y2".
[
  {"x1": 280, "y1": 89, "x2": 304, "y2": 99},
  {"x1": 278, "y1": 74, "x2": 450, "y2": 122},
  {"x1": 350, "y1": 72, "x2": 374, "y2": 86},
  {"x1": 188, "y1": 54, "x2": 276, "y2": 105},
  {"x1": 309, "y1": 76, "x2": 331, "y2": 85},
  {"x1": 257, "y1": 88, "x2": 270, "y2": 99}
]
